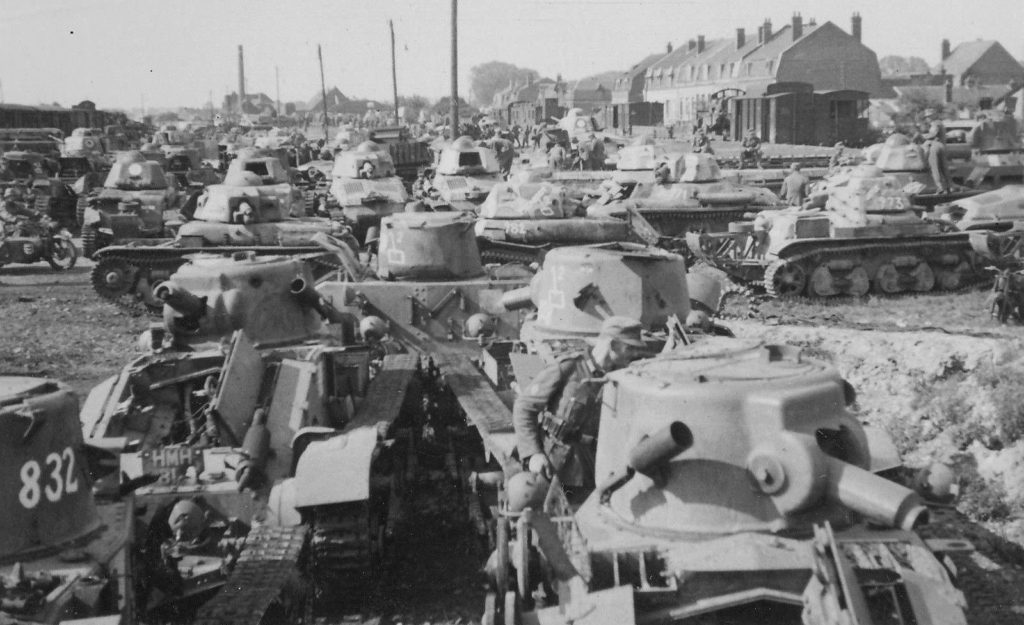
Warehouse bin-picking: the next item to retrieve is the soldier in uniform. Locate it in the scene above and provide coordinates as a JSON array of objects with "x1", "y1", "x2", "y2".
[
  {"x1": 779, "y1": 162, "x2": 809, "y2": 207},
  {"x1": 923, "y1": 122, "x2": 951, "y2": 193},
  {"x1": 741, "y1": 129, "x2": 762, "y2": 168},
  {"x1": 513, "y1": 316, "x2": 651, "y2": 486}
]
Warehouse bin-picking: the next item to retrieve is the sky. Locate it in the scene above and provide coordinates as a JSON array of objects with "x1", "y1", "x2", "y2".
[{"x1": 1, "y1": 0, "x2": 1022, "y2": 112}]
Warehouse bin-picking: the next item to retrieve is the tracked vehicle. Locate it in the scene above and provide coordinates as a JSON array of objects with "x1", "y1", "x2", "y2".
[
  {"x1": 80, "y1": 253, "x2": 423, "y2": 623},
  {"x1": 327, "y1": 141, "x2": 409, "y2": 243},
  {"x1": 588, "y1": 152, "x2": 782, "y2": 236},
  {"x1": 473, "y1": 181, "x2": 633, "y2": 264},
  {"x1": 80, "y1": 151, "x2": 185, "y2": 257},
  {"x1": 687, "y1": 164, "x2": 981, "y2": 297},
  {"x1": 427, "y1": 136, "x2": 503, "y2": 210},
  {"x1": 484, "y1": 339, "x2": 973, "y2": 625},
  {"x1": 1, "y1": 376, "x2": 131, "y2": 625},
  {"x1": 951, "y1": 110, "x2": 1024, "y2": 189}
]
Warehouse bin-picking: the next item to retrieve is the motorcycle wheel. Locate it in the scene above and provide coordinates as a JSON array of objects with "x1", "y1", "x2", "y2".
[{"x1": 46, "y1": 237, "x2": 78, "y2": 271}]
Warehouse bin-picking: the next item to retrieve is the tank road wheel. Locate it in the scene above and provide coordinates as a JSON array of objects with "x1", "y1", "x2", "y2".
[
  {"x1": 910, "y1": 262, "x2": 936, "y2": 292},
  {"x1": 808, "y1": 264, "x2": 838, "y2": 298},
  {"x1": 873, "y1": 264, "x2": 901, "y2": 294},
  {"x1": 46, "y1": 238, "x2": 78, "y2": 271},
  {"x1": 845, "y1": 266, "x2": 870, "y2": 297},
  {"x1": 935, "y1": 261, "x2": 971, "y2": 291},
  {"x1": 90, "y1": 256, "x2": 138, "y2": 302},
  {"x1": 765, "y1": 260, "x2": 807, "y2": 298}
]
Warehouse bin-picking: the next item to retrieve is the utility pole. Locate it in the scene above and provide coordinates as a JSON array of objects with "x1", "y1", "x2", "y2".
[
  {"x1": 450, "y1": 0, "x2": 458, "y2": 139},
  {"x1": 209, "y1": 90, "x2": 214, "y2": 123},
  {"x1": 275, "y1": 66, "x2": 281, "y2": 119},
  {"x1": 317, "y1": 44, "x2": 329, "y2": 142},
  {"x1": 389, "y1": 19, "x2": 400, "y2": 126}
]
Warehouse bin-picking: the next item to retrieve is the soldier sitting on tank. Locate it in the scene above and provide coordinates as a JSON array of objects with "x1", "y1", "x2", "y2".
[
  {"x1": 547, "y1": 141, "x2": 567, "y2": 171},
  {"x1": 232, "y1": 200, "x2": 255, "y2": 225},
  {"x1": 829, "y1": 141, "x2": 846, "y2": 171},
  {"x1": 653, "y1": 159, "x2": 672, "y2": 184},
  {"x1": 692, "y1": 129, "x2": 714, "y2": 155},
  {"x1": 359, "y1": 160, "x2": 376, "y2": 179},
  {"x1": 513, "y1": 316, "x2": 652, "y2": 489}
]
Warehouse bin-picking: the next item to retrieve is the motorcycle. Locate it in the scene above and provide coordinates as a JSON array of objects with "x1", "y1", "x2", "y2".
[{"x1": 0, "y1": 214, "x2": 78, "y2": 270}]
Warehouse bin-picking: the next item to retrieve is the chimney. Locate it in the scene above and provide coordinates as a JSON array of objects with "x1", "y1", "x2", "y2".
[
  {"x1": 808, "y1": 17, "x2": 817, "y2": 26},
  {"x1": 736, "y1": 28, "x2": 745, "y2": 49},
  {"x1": 792, "y1": 13, "x2": 803, "y2": 40},
  {"x1": 763, "y1": 18, "x2": 772, "y2": 41},
  {"x1": 697, "y1": 35, "x2": 706, "y2": 53},
  {"x1": 688, "y1": 38, "x2": 696, "y2": 51},
  {"x1": 851, "y1": 12, "x2": 862, "y2": 42},
  {"x1": 667, "y1": 41, "x2": 673, "y2": 54},
  {"x1": 941, "y1": 39, "x2": 951, "y2": 60},
  {"x1": 945, "y1": 75, "x2": 954, "y2": 104},
  {"x1": 757, "y1": 25, "x2": 764, "y2": 44},
  {"x1": 237, "y1": 45, "x2": 246, "y2": 113}
]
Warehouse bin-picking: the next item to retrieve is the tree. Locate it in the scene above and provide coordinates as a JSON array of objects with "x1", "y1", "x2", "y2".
[
  {"x1": 430, "y1": 96, "x2": 477, "y2": 118},
  {"x1": 892, "y1": 87, "x2": 956, "y2": 129},
  {"x1": 398, "y1": 94, "x2": 431, "y2": 122},
  {"x1": 879, "y1": 55, "x2": 931, "y2": 77},
  {"x1": 469, "y1": 61, "x2": 539, "y2": 107}
]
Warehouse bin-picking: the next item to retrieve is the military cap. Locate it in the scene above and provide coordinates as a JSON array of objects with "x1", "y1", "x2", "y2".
[{"x1": 590, "y1": 316, "x2": 646, "y2": 347}]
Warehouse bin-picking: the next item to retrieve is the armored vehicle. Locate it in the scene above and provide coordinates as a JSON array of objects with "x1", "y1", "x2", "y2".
[
  {"x1": 688, "y1": 164, "x2": 981, "y2": 297},
  {"x1": 473, "y1": 181, "x2": 633, "y2": 263},
  {"x1": 934, "y1": 184, "x2": 1024, "y2": 232},
  {"x1": 1, "y1": 376, "x2": 131, "y2": 625},
  {"x1": 485, "y1": 339, "x2": 972, "y2": 625},
  {"x1": 952, "y1": 110, "x2": 1024, "y2": 188},
  {"x1": 26, "y1": 177, "x2": 80, "y2": 231},
  {"x1": 80, "y1": 253, "x2": 423, "y2": 623},
  {"x1": 62, "y1": 127, "x2": 107, "y2": 162},
  {"x1": 327, "y1": 141, "x2": 409, "y2": 243},
  {"x1": 1, "y1": 151, "x2": 57, "y2": 184},
  {"x1": 80, "y1": 151, "x2": 185, "y2": 257},
  {"x1": 817, "y1": 133, "x2": 978, "y2": 210},
  {"x1": 588, "y1": 152, "x2": 782, "y2": 236},
  {"x1": 0, "y1": 210, "x2": 77, "y2": 271},
  {"x1": 364, "y1": 126, "x2": 433, "y2": 183},
  {"x1": 89, "y1": 169, "x2": 352, "y2": 309},
  {"x1": 427, "y1": 136, "x2": 503, "y2": 210},
  {"x1": 222, "y1": 150, "x2": 304, "y2": 216}
]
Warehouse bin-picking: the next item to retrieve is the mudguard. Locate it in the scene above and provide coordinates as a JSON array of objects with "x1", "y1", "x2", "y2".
[{"x1": 292, "y1": 426, "x2": 379, "y2": 508}]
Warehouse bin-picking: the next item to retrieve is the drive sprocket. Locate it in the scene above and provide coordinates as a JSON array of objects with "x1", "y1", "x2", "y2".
[{"x1": 90, "y1": 255, "x2": 139, "y2": 302}]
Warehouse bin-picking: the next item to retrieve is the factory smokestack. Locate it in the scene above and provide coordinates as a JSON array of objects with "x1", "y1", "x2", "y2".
[{"x1": 238, "y1": 45, "x2": 246, "y2": 114}]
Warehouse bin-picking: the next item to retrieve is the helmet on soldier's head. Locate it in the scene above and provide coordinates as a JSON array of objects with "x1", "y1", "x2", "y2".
[
  {"x1": 168, "y1": 500, "x2": 206, "y2": 541},
  {"x1": 506, "y1": 470, "x2": 550, "y2": 514},
  {"x1": 360, "y1": 315, "x2": 388, "y2": 341}
]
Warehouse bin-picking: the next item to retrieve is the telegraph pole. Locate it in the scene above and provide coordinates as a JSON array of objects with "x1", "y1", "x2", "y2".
[
  {"x1": 275, "y1": 66, "x2": 281, "y2": 119},
  {"x1": 317, "y1": 44, "x2": 329, "y2": 142},
  {"x1": 390, "y1": 19, "x2": 400, "y2": 126},
  {"x1": 450, "y1": 0, "x2": 458, "y2": 138}
]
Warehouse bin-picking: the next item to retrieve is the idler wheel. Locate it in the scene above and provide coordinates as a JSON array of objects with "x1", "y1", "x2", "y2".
[
  {"x1": 910, "y1": 262, "x2": 936, "y2": 292},
  {"x1": 765, "y1": 260, "x2": 807, "y2": 298},
  {"x1": 873, "y1": 263, "x2": 901, "y2": 294},
  {"x1": 845, "y1": 266, "x2": 870, "y2": 297},
  {"x1": 936, "y1": 260, "x2": 970, "y2": 291},
  {"x1": 90, "y1": 256, "x2": 138, "y2": 301}
]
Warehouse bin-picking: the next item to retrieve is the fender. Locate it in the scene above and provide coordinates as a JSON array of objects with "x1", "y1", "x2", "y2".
[{"x1": 291, "y1": 426, "x2": 379, "y2": 509}]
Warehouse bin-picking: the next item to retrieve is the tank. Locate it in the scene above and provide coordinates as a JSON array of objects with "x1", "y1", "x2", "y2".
[
  {"x1": 486, "y1": 340, "x2": 970, "y2": 625},
  {"x1": 952, "y1": 110, "x2": 1024, "y2": 188},
  {"x1": 88, "y1": 168, "x2": 353, "y2": 311},
  {"x1": 816, "y1": 133, "x2": 979, "y2": 209},
  {"x1": 80, "y1": 150, "x2": 186, "y2": 257},
  {"x1": 473, "y1": 181, "x2": 634, "y2": 263},
  {"x1": 936, "y1": 184, "x2": 1024, "y2": 231},
  {"x1": 427, "y1": 136, "x2": 503, "y2": 210},
  {"x1": 687, "y1": 164, "x2": 982, "y2": 297},
  {"x1": 587, "y1": 152, "x2": 783, "y2": 236},
  {"x1": 327, "y1": 141, "x2": 410, "y2": 243},
  {"x1": 80, "y1": 253, "x2": 424, "y2": 623},
  {"x1": 1, "y1": 377, "x2": 130, "y2": 625}
]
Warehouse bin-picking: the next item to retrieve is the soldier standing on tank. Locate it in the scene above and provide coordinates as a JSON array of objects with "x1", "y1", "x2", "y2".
[
  {"x1": 923, "y1": 122, "x2": 952, "y2": 193},
  {"x1": 548, "y1": 141, "x2": 567, "y2": 171},
  {"x1": 780, "y1": 163, "x2": 810, "y2": 207},
  {"x1": 589, "y1": 134, "x2": 606, "y2": 170},
  {"x1": 513, "y1": 316, "x2": 651, "y2": 486},
  {"x1": 493, "y1": 133, "x2": 516, "y2": 179},
  {"x1": 741, "y1": 129, "x2": 762, "y2": 168},
  {"x1": 829, "y1": 141, "x2": 846, "y2": 172}
]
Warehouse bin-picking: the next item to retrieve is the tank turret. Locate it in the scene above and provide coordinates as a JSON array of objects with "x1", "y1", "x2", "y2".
[
  {"x1": 155, "y1": 254, "x2": 331, "y2": 345},
  {"x1": 1, "y1": 378, "x2": 100, "y2": 561},
  {"x1": 102, "y1": 151, "x2": 168, "y2": 190},
  {"x1": 376, "y1": 212, "x2": 485, "y2": 280},
  {"x1": 872, "y1": 133, "x2": 928, "y2": 172},
  {"x1": 513, "y1": 243, "x2": 690, "y2": 343},
  {"x1": 327, "y1": 142, "x2": 409, "y2": 243},
  {"x1": 432, "y1": 136, "x2": 502, "y2": 206},
  {"x1": 331, "y1": 141, "x2": 397, "y2": 179}
]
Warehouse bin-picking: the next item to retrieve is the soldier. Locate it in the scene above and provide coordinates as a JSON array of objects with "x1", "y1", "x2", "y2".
[
  {"x1": 653, "y1": 160, "x2": 672, "y2": 184},
  {"x1": 492, "y1": 133, "x2": 516, "y2": 179},
  {"x1": 923, "y1": 122, "x2": 951, "y2": 193},
  {"x1": 780, "y1": 163, "x2": 810, "y2": 207},
  {"x1": 741, "y1": 129, "x2": 762, "y2": 168},
  {"x1": 692, "y1": 129, "x2": 714, "y2": 154},
  {"x1": 0, "y1": 186, "x2": 39, "y2": 235},
  {"x1": 828, "y1": 141, "x2": 846, "y2": 171},
  {"x1": 513, "y1": 316, "x2": 651, "y2": 485},
  {"x1": 588, "y1": 133, "x2": 606, "y2": 170},
  {"x1": 547, "y1": 141, "x2": 567, "y2": 171}
]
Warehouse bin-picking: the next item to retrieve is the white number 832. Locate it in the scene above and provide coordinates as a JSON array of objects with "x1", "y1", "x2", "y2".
[{"x1": 19, "y1": 446, "x2": 80, "y2": 509}]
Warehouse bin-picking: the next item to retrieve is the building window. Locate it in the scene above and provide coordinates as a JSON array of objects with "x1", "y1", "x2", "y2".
[
  {"x1": 688, "y1": 66, "x2": 695, "y2": 82},
  {"x1": 746, "y1": 62, "x2": 753, "y2": 76},
  {"x1": 719, "y1": 64, "x2": 726, "y2": 79},
  {"x1": 730, "y1": 62, "x2": 737, "y2": 77},
  {"x1": 766, "y1": 60, "x2": 774, "y2": 74}
]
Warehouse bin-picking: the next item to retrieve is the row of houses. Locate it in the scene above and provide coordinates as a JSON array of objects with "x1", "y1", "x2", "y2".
[{"x1": 493, "y1": 13, "x2": 1024, "y2": 145}]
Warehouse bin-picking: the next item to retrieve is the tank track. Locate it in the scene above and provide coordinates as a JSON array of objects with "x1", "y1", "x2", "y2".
[
  {"x1": 192, "y1": 524, "x2": 309, "y2": 625},
  {"x1": 763, "y1": 237, "x2": 984, "y2": 299},
  {"x1": 480, "y1": 246, "x2": 541, "y2": 266},
  {"x1": 639, "y1": 208, "x2": 753, "y2": 237},
  {"x1": 307, "y1": 504, "x2": 378, "y2": 611}
]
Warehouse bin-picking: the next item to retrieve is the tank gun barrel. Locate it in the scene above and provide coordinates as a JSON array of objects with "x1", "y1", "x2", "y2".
[
  {"x1": 290, "y1": 277, "x2": 345, "y2": 324},
  {"x1": 155, "y1": 282, "x2": 206, "y2": 318},
  {"x1": 500, "y1": 286, "x2": 534, "y2": 311},
  {"x1": 824, "y1": 456, "x2": 928, "y2": 531},
  {"x1": 598, "y1": 421, "x2": 693, "y2": 503}
]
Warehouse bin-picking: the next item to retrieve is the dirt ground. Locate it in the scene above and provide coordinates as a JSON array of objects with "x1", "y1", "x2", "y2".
[{"x1": 4, "y1": 256, "x2": 1024, "y2": 622}]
